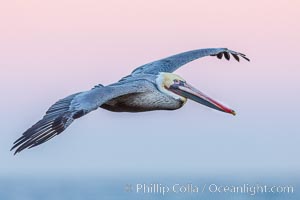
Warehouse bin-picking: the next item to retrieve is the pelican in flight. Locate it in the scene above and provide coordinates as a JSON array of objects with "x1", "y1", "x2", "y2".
[{"x1": 11, "y1": 48, "x2": 249, "y2": 154}]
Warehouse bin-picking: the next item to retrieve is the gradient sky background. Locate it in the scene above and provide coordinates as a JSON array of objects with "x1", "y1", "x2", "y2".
[{"x1": 0, "y1": 0, "x2": 299, "y2": 177}]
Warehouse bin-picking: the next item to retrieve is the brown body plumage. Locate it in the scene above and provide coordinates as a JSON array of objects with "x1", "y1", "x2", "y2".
[{"x1": 101, "y1": 90, "x2": 186, "y2": 112}]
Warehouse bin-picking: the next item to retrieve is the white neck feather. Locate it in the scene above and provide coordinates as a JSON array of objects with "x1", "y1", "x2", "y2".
[{"x1": 155, "y1": 73, "x2": 184, "y2": 100}]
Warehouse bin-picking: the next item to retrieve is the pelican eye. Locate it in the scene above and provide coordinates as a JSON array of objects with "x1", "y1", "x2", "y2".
[{"x1": 174, "y1": 79, "x2": 185, "y2": 86}]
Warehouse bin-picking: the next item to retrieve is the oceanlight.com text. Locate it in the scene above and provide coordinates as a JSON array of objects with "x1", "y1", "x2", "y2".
[{"x1": 124, "y1": 183, "x2": 294, "y2": 196}]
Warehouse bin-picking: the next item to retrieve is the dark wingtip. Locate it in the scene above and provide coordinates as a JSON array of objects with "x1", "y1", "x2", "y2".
[
  {"x1": 13, "y1": 135, "x2": 25, "y2": 145},
  {"x1": 11, "y1": 144, "x2": 23, "y2": 155},
  {"x1": 217, "y1": 53, "x2": 223, "y2": 59},
  {"x1": 231, "y1": 53, "x2": 240, "y2": 62},
  {"x1": 241, "y1": 55, "x2": 250, "y2": 62},
  {"x1": 11, "y1": 146, "x2": 19, "y2": 155},
  {"x1": 11, "y1": 135, "x2": 27, "y2": 152},
  {"x1": 11, "y1": 142, "x2": 19, "y2": 152},
  {"x1": 224, "y1": 52, "x2": 230, "y2": 60},
  {"x1": 225, "y1": 49, "x2": 250, "y2": 62}
]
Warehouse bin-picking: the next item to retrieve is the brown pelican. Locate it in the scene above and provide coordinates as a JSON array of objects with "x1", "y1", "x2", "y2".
[{"x1": 11, "y1": 48, "x2": 249, "y2": 154}]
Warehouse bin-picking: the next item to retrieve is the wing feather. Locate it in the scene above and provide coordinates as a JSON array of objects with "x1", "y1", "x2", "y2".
[
  {"x1": 11, "y1": 82, "x2": 148, "y2": 154},
  {"x1": 131, "y1": 48, "x2": 250, "y2": 75}
]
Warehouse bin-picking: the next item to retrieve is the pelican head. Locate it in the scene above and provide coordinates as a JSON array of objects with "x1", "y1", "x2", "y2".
[{"x1": 156, "y1": 72, "x2": 236, "y2": 115}]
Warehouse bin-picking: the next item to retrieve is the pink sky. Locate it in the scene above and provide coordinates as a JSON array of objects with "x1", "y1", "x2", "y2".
[{"x1": 1, "y1": 0, "x2": 299, "y2": 114}]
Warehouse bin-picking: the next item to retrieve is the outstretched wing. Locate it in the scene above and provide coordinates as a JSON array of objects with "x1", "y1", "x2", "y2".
[
  {"x1": 11, "y1": 82, "x2": 147, "y2": 154},
  {"x1": 131, "y1": 48, "x2": 250, "y2": 75}
]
